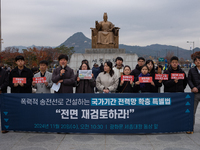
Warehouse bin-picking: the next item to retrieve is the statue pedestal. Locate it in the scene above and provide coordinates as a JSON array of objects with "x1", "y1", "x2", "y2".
[{"x1": 69, "y1": 49, "x2": 138, "y2": 73}]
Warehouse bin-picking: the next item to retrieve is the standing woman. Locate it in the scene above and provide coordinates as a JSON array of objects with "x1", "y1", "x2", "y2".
[
  {"x1": 75, "y1": 63, "x2": 96, "y2": 93},
  {"x1": 96, "y1": 61, "x2": 118, "y2": 93},
  {"x1": 135, "y1": 65, "x2": 155, "y2": 93},
  {"x1": 116, "y1": 65, "x2": 135, "y2": 93},
  {"x1": 146, "y1": 60, "x2": 162, "y2": 93}
]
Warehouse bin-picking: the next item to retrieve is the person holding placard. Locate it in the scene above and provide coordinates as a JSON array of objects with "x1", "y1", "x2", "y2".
[
  {"x1": 9, "y1": 55, "x2": 33, "y2": 93},
  {"x1": 96, "y1": 61, "x2": 118, "y2": 93},
  {"x1": 135, "y1": 65, "x2": 155, "y2": 93},
  {"x1": 146, "y1": 60, "x2": 162, "y2": 93},
  {"x1": 163, "y1": 56, "x2": 187, "y2": 93},
  {"x1": 32, "y1": 60, "x2": 53, "y2": 93},
  {"x1": 188, "y1": 56, "x2": 200, "y2": 129},
  {"x1": 116, "y1": 65, "x2": 136, "y2": 93},
  {"x1": 52, "y1": 54, "x2": 75, "y2": 93},
  {"x1": 75, "y1": 63, "x2": 96, "y2": 93}
]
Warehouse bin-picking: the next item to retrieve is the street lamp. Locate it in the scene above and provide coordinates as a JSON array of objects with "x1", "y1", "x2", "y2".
[{"x1": 187, "y1": 41, "x2": 195, "y2": 56}]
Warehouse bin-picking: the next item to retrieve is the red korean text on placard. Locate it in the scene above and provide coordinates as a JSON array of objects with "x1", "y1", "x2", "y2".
[
  {"x1": 139, "y1": 77, "x2": 152, "y2": 83},
  {"x1": 13, "y1": 78, "x2": 26, "y2": 84},
  {"x1": 171, "y1": 73, "x2": 185, "y2": 79},
  {"x1": 33, "y1": 77, "x2": 47, "y2": 83},
  {"x1": 121, "y1": 75, "x2": 134, "y2": 81},
  {"x1": 155, "y1": 74, "x2": 169, "y2": 80}
]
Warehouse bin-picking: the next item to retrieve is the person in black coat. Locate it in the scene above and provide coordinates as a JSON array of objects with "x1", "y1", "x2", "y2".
[
  {"x1": 130, "y1": 57, "x2": 145, "y2": 78},
  {"x1": 135, "y1": 65, "x2": 156, "y2": 93},
  {"x1": 0, "y1": 64, "x2": 9, "y2": 133},
  {"x1": 0, "y1": 63, "x2": 9, "y2": 93},
  {"x1": 146, "y1": 60, "x2": 162, "y2": 93},
  {"x1": 75, "y1": 63, "x2": 96, "y2": 93},
  {"x1": 163, "y1": 56, "x2": 187, "y2": 93},
  {"x1": 188, "y1": 56, "x2": 200, "y2": 128},
  {"x1": 92, "y1": 63, "x2": 101, "y2": 79},
  {"x1": 9, "y1": 55, "x2": 33, "y2": 93},
  {"x1": 117, "y1": 65, "x2": 135, "y2": 93}
]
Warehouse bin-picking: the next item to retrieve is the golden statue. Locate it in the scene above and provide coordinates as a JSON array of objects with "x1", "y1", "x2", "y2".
[{"x1": 90, "y1": 13, "x2": 120, "y2": 48}]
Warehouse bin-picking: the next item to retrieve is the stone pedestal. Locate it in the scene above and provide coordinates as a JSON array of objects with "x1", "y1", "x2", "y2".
[{"x1": 69, "y1": 49, "x2": 138, "y2": 73}]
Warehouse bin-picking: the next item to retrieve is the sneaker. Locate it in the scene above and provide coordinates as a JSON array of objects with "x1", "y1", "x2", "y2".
[{"x1": 1, "y1": 130, "x2": 9, "y2": 133}]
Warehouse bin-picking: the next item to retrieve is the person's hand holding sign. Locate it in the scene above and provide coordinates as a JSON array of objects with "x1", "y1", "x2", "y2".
[
  {"x1": 135, "y1": 81, "x2": 140, "y2": 85},
  {"x1": 151, "y1": 81, "x2": 155, "y2": 86},
  {"x1": 32, "y1": 81, "x2": 36, "y2": 86},
  {"x1": 19, "y1": 83, "x2": 24, "y2": 87},
  {"x1": 45, "y1": 82, "x2": 48, "y2": 86},
  {"x1": 14, "y1": 83, "x2": 18, "y2": 87},
  {"x1": 120, "y1": 80, "x2": 124, "y2": 86},
  {"x1": 174, "y1": 78, "x2": 179, "y2": 83},
  {"x1": 77, "y1": 77, "x2": 80, "y2": 82},
  {"x1": 130, "y1": 79, "x2": 133, "y2": 85}
]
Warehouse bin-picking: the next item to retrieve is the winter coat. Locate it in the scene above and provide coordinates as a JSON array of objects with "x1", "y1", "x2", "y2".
[
  {"x1": 149, "y1": 72, "x2": 162, "y2": 93},
  {"x1": 0, "y1": 67, "x2": 9, "y2": 93},
  {"x1": 188, "y1": 66, "x2": 200, "y2": 93},
  {"x1": 135, "y1": 73, "x2": 153, "y2": 93},
  {"x1": 130, "y1": 64, "x2": 142, "y2": 80},
  {"x1": 75, "y1": 74, "x2": 96, "y2": 93},
  {"x1": 33, "y1": 71, "x2": 53, "y2": 93},
  {"x1": 92, "y1": 67, "x2": 101, "y2": 79},
  {"x1": 9, "y1": 66, "x2": 33, "y2": 93},
  {"x1": 96, "y1": 72, "x2": 118, "y2": 93},
  {"x1": 52, "y1": 65, "x2": 75, "y2": 93},
  {"x1": 116, "y1": 77, "x2": 134, "y2": 93},
  {"x1": 113, "y1": 65, "x2": 124, "y2": 79},
  {"x1": 163, "y1": 66, "x2": 187, "y2": 92}
]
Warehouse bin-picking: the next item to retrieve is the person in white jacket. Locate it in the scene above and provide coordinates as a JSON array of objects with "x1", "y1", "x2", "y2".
[
  {"x1": 113, "y1": 57, "x2": 124, "y2": 79},
  {"x1": 96, "y1": 61, "x2": 118, "y2": 93}
]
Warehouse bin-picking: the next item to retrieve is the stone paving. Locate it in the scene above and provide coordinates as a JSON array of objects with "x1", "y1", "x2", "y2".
[{"x1": 1, "y1": 84, "x2": 200, "y2": 150}]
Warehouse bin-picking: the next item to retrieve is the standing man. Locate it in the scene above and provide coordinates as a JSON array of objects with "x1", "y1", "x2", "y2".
[
  {"x1": 188, "y1": 56, "x2": 200, "y2": 132},
  {"x1": 130, "y1": 57, "x2": 145, "y2": 78},
  {"x1": 163, "y1": 56, "x2": 187, "y2": 93},
  {"x1": 52, "y1": 54, "x2": 75, "y2": 93},
  {"x1": 32, "y1": 60, "x2": 53, "y2": 93},
  {"x1": 0, "y1": 62, "x2": 9, "y2": 93},
  {"x1": 113, "y1": 57, "x2": 124, "y2": 79},
  {"x1": 9, "y1": 55, "x2": 33, "y2": 93},
  {"x1": 130, "y1": 57, "x2": 145, "y2": 93}
]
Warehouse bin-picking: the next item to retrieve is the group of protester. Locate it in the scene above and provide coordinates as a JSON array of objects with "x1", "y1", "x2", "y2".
[{"x1": 0, "y1": 54, "x2": 200, "y2": 134}]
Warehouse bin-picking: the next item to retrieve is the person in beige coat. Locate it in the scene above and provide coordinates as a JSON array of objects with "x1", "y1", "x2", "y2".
[{"x1": 96, "y1": 61, "x2": 118, "y2": 93}]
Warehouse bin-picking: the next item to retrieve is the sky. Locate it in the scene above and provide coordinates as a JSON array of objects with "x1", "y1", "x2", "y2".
[{"x1": 1, "y1": 0, "x2": 200, "y2": 50}]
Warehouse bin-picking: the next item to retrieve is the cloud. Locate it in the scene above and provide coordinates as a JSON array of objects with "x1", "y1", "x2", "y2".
[{"x1": 2, "y1": 0, "x2": 200, "y2": 49}]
